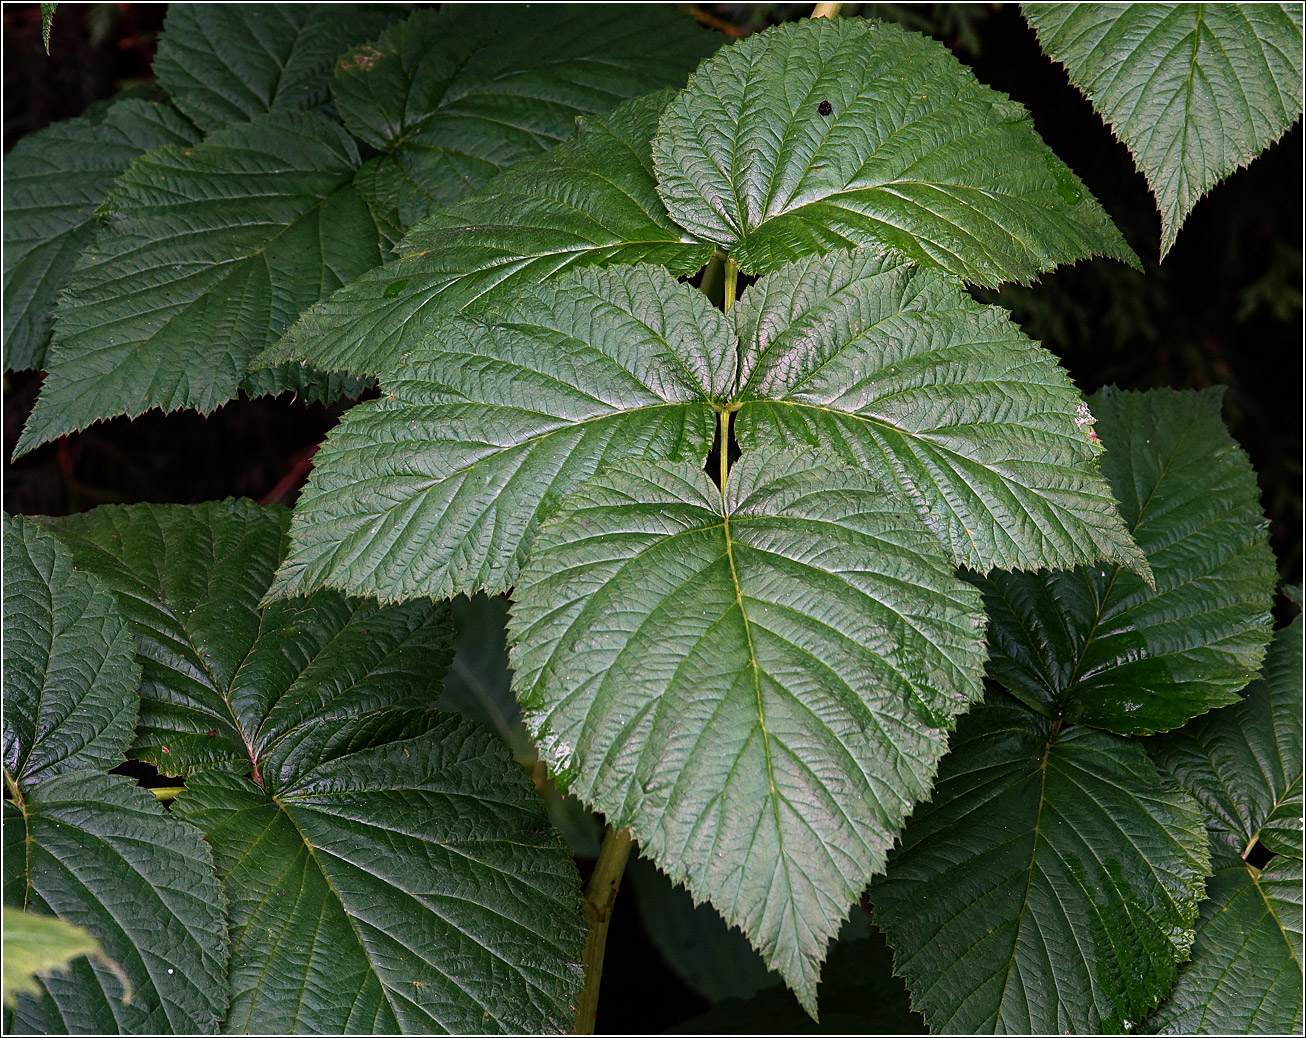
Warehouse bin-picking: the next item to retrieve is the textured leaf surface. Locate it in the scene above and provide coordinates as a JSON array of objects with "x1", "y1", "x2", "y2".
[
  {"x1": 733, "y1": 249, "x2": 1149, "y2": 576},
  {"x1": 872, "y1": 696, "x2": 1210, "y2": 1033},
  {"x1": 2, "y1": 772, "x2": 228, "y2": 1035},
  {"x1": 1025, "y1": 3, "x2": 1305, "y2": 257},
  {"x1": 978, "y1": 387, "x2": 1275, "y2": 735},
  {"x1": 1146, "y1": 602, "x2": 1303, "y2": 1033},
  {"x1": 15, "y1": 110, "x2": 384, "y2": 456},
  {"x1": 44, "y1": 499, "x2": 452, "y2": 778},
  {"x1": 173, "y1": 716, "x2": 586, "y2": 1034},
  {"x1": 270, "y1": 265, "x2": 730, "y2": 602},
  {"x1": 260, "y1": 91, "x2": 714, "y2": 378},
  {"x1": 510, "y1": 450, "x2": 988, "y2": 1011},
  {"x1": 2, "y1": 515, "x2": 139, "y2": 785},
  {"x1": 334, "y1": 5, "x2": 721, "y2": 228},
  {"x1": 2, "y1": 99, "x2": 198, "y2": 373},
  {"x1": 653, "y1": 18, "x2": 1137, "y2": 284},
  {"x1": 1, "y1": 908, "x2": 106, "y2": 1010},
  {"x1": 152, "y1": 3, "x2": 402, "y2": 132}
]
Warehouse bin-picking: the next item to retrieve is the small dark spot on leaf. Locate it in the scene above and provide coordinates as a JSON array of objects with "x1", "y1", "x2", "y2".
[
  {"x1": 818, "y1": 100, "x2": 833, "y2": 117},
  {"x1": 383, "y1": 278, "x2": 410, "y2": 298},
  {"x1": 206, "y1": 730, "x2": 216, "y2": 738}
]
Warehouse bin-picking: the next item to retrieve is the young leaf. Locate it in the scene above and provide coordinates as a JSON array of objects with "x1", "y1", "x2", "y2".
[
  {"x1": 653, "y1": 17, "x2": 1138, "y2": 284},
  {"x1": 152, "y1": 4, "x2": 402, "y2": 132},
  {"x1": 1145, "y1": 600, "x2": 1303, "y2": 1033},
  {"x1": 3, "y1": 772, "x2": 228, "y2": 1035},
  {"x1": 173, "y1": 718, "x2": 587, "y2": 1034},
  {"x1": 733, "y1": 249, "x2": 1150, "y2": 577},
  {"x1": 1025, "y1": 3, "x2": 1305, "y2": 258},
  {"x1": 3, "y1": 99, "x2": 198, "y2": 373},
  {"x1": 14, "y1": 110, "x2": 384, "y2": 457},
  {"x1": 1, "y1": 908, "x2": 113, "y2": 1010},
  {"x1": 258, "y1": 91, "x2": 715, "y2": 379},
  {"x1": 2, "y1": 515, "x2": 139, "y2": 784},
  {"x1": 509, "y1": 450, "x2": 988, "y2": 1012},
  {"x1": 40, "y1": 3, "x2": 55, "y2": 54},
  {"x1": 333, "y1": 5, "x2": 721, "y2": 228},
  {"x1": 268, "y1": 264, "x2": 730, "y2": 603},
  {"x1": 977, "y1": 387, "x2": 1276, "y2": 735},
  {"x1": 42, "y1": 499, "x2": 452, "y2": 778},
  {"x1": 872, "y1": 695, "x2": 1210, "y2": 1033}
]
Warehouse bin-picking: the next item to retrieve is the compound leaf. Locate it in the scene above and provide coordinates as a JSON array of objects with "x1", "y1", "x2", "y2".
[
  {"x1": 259, "y1": 91, "x2": 714, "y2": 379},
  {"x1": 509, "y1": 450, "x2": 988, "y2": 1012},
  {"x1": 978, "y1": 387, "x2": 1276, "y2": 735},
  {"x1": 152, "y1": 3, "x2": 402, "y2": 132},
  {"x1": 173, "y1": 717, "x2": 586, "y2": 1034},
  {"x1": 733, "y1": 249, "x2": 1149, "y2": 577},
  {"x1": 3, "y1": 99, "x2": 198, "y2": 373},
  {"x1": 333, "y1": 5, "x2": 721, "y2": 228},
  {"x1": 872, "y1": 696, "x2": 1210, "y2": 1033},
  {"x1": 1145, "y1": 600, "x2": 1303, "y2": 1033},
  {"x1": 653, "y1": 17, "x2": 1138, "y2": 284},
  {"x1": 1024, "y1": 3, "x2": 1305, "y2": 257},
  {"x1": 44, "y1": 499, "x2": 453, "y2": 778},
  {"x1": 3, "y1": 772, "x2": 228, "y2": 1035},
  {"x1": 268, "y1": 264, "x2": 730, "y2": 603},
  {"x1": 2, "y1": 515, "x2": 139, "y2": 785},
  {"x1": 14, "y1": 110, "x2": 384, "y2": 457}
]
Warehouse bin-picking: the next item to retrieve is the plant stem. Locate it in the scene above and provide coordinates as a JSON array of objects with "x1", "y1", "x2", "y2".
[
  {"x1": 3, "y1": 767, "x2": 23, "y2": 808},
  {"x1": 699, "y1": 249, "x2": 727, "y2": 309},
  {"x1": 719, "y1": 408, "x2": 731, "y2": 495},
  {"x1": 723, "y1": 257, "x2": 738, "y2": 312},
  {"x1": 811, "y1": 2, "x2": 842, "y2": 17},
  {"x1": 573, "y1": 825, "x2": 634, "y2": 1035},
  {"x1": 151, "y1": 786, "x2": 185, "y2": 803}
]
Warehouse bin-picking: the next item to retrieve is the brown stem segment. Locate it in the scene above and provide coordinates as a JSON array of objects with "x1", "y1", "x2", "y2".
[
  {"x1": 811, "y1": 2, "x2": 842, "y2": 18},
  {"x1": 573, "y1": 825, "x2": 634, "y2": 1034}
]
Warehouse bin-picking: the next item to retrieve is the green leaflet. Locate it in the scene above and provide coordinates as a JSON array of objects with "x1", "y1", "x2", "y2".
[
  {"x1": 333, "y1": 5, "x2": 721, "y2": 228},
  {"x1": 258, "y1": 90, "x2": 715, "y2": 379},
  {"x1": 152, "y1": 4, "x2": 403, "y2": 132},
  {"x1": 1025, "y1": 3, "x2": 1305, "y2": 258},
  {"x1": 977, "y1": 387, "x2": 1276, "y2": 735},
  {"x1": 871, "y1": 695, "x2": 1210, "y2": 1033},
  {"x1": 268, "y1": 264, "x2": 731, "y2": 603},
  {"x1": 652, "y1": 17, "x2": 1139, "y2": 284},
  {"x1": 2, "y1": 99, "x2": 199, "y2": 373},
  {"x1": 510, "y1": 450, "x2": 988, "y2": 1011},
  {"x1": 270, "y1": 253, "x2": 1145, "y2": 606},
  {"x1": 1146, "y1": 598, "x2": 1303, "y2": 1033},
  {"x1": 3, "y1": 515, "x2": 139, "y2": 784},
  {"x1": 43, "y1": 499, "x2": 453, "y2": 779},
  {"x1": 174, "y1": 720, "x2": 587, "y2": 1034},
  {"x1": 14, "y1": 110, "x2": 381, "y2": 457},
  {"x1": 1, "y1": 908, "x2": 112, "y2": 1011}
]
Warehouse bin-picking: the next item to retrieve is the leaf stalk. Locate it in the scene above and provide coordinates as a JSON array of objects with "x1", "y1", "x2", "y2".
[
  {"x1": 573, "y1": 825, "x2": 634, "y2": 1034},
  {"x1": 811, "y1": 2, "x2": 842, "y2": 18},
  {"x1": 723, "y1": 257, "x2": 739, "y2": 312}
]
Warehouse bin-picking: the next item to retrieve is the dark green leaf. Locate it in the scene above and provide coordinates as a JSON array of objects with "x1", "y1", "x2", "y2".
[
  {"x1": 733, "y1": 249, "x2": 1150, "y2": 576},
  {"x1": 43, "y1": 499, "x2": 453, "y2": 778},
  {"x1": 173, "y1": 717, "x2": 586, "y2": 1034},
  {"x1": 333, "y1": 5, "x2": 721, "y2": 228},
  {"x1": 653, "y1": 18, "x2": 1138, "y2": 284},
  {"x1": 872, "y1": 696, "x2": 1210, "y2": 1033},
  {"x1": 1145, "y1": 602, "x2": 1302, "y2": 1032},
  {"x1": 2, "y1": 515, "x2": 139, "y2": 785},
  {"x1": 14, "y1": 111, "x2": 384, "y2": 457},
  {"x1": 3, "y1": 772, "x2": 228, "y2": 1035},
  {"x1": 152, "y1": 4, "x2": 402, "y2": 132},
  {"x1": 977, "y1": 387, "x2": 1276, "y2": 735},
  {"x1": 3, "y1": 99, "x2": 198, "y2": 373},
  {"x1": 268, "y1": 264, "x2": 729, "y2": 602},
  {"x1": 1025, "y1": 3, "x2": 1305, "y2": 257},
  {"x1": 510, "y1": 450, "x2": 988, "y2": 1011},
  {"x1": 258, "y1": 91, "x2": 715, "y2": 379}
]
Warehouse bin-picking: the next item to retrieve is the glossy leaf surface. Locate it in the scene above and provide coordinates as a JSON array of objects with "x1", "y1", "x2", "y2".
[
  {"x1": 977, "y1": 387, "x2": 1276, "y2": 735},
  {"x1": 2, "y1": 515, "x2": 139, "y2": 785},
  {"x1": 333, "y1": 5, "x2": 720, "y2": 228},
  {"x1": 3, "y1": 773, "x2": 228, "y2": 1035},
  {"x1": 510, "y1": 451, "x2": 988, "y2": 1010},
  {"x1": 872, "y1": 696, "x2": 1210, "y2": 1033},
  {"x1": 269, "y1": 265, "x2": 730, "y2": 602},
  {"x1": 15, "y1": 111, "x2": 382, "y2": 456},
  {"x1": 2, "y1": 99, "x2": 198, "y2": 373},
  {"x1": 1025, "y1": 3, "x2": 1305, "y2": 257},
  {"x1": 653, "y1": 18, "x2": 1137, "y2": 284},
  {"x1": 174, "y1": 717, "x2": 586, "y2": 1034},
  {"x1": 260, "y1": 91, "x2": 714, "y2": 378}
]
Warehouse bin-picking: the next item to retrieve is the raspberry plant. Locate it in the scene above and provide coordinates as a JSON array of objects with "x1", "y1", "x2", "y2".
[{"x1": 4, "y1": 4, "x2": 1302, "y2": 1034}]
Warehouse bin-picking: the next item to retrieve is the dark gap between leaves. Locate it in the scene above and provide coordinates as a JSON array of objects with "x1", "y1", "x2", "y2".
[
  {"x1": 1244, "y1": 838, "x2": 1276, "y2": 870},
  {"x1": 704, "y1": 410, "x2": 742, "y2": 490}
]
